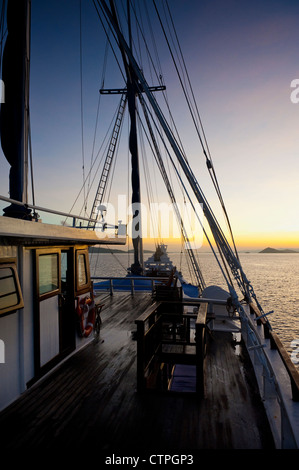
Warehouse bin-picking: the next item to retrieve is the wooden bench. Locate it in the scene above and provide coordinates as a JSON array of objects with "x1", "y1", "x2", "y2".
[
  {"x1": 135, "y1": 302, "x2": 163, "y2": 391},
  {"x1": 135, "y1": 300, "x2": 208, "y2": 396}
]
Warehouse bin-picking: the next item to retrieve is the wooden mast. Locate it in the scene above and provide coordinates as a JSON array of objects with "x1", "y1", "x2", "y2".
[{"x1": 108, "y1": 0, "x2": 143, "y2": 274}]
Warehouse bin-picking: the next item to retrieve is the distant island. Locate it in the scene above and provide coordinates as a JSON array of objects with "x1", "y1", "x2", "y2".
[{"x1": 259, "y1": 247, "x2": 299, "y2": 254}]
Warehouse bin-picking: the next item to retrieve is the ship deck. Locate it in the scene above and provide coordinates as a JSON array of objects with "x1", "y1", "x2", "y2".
[{"x1": 0, "y1": 292, "x2": 275, "y2": 452}]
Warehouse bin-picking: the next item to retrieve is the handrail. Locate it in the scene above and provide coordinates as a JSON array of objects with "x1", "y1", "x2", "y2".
[
  {"x1": 269, "y1": 330, "x2": 299, "y2": 401},
  {"x1": 92, "y1": 276, "x2": 170, "y2": 295},
  {"x1": 249, "y1": 301, "x2": 299, "y2": 401},
  {"x1": 0, "y1": 194, "x2": 118, "y2": 230},
  {"x1": 135, "y1": 301, "x2": 162, "y2": 323},
  {"x1": 92, "y1": 276, "x2": 169, "y2": 280},
  {"x1": 243, "y1": 302, "x2": 299, "y2": 448}
]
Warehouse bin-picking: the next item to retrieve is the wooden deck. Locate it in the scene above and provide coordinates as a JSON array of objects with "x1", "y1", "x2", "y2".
[{"x1": 0, "y1": 292, "x2": 275, "y2": 451}]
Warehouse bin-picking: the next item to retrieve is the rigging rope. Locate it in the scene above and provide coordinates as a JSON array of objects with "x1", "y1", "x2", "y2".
[
  {"x1": 91, "y1": 0, "x2": 270, "y2": 323},
  {"x1": 160, "y1": 0, "x2": 244, "y2": 270},
  {"x1": 65, "y1": 101, "x2": 122, "y2": 222},
  {"x1": 0, "y1": 0, "x2": 7, "y2": 64},
  {"x1": 153, "y1": 0, "x2": 248, "y2": 291},
  {"x1": 92, "y1": 0, "x2": 127, "y2": 84},
  {"x1": 79, "y1": 0, "x2": 87, "y2": 215},
  {"x1": 28, "y1": 111, "x2": 36, "y2": 214},
  {"x1": 136, "y1": 95, "x2": 205, "y2": 290},
  {"x1": 137, "y1": 109, "x2": 162, "y2": 246},
  {"x1": 139, "y1": 95, "x2": 230, "y2": 289},
  {"x1": 87, "y1": 35, "x2": 110, "y2": 202}
]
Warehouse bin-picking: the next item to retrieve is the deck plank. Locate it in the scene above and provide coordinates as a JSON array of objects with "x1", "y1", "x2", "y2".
[{"x1": 0, "y1": 293, "x2": 274, "y2": 450}]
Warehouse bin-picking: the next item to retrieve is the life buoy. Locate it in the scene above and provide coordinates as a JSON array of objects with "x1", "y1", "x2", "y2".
[{"x1": 76, "y1": 295, "x2": 96, "y2": 338}]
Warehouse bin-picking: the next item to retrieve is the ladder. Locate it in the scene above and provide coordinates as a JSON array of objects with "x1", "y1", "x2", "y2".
[{"x1": 88, "y1": 94, "x2": 127, "y2": 229}]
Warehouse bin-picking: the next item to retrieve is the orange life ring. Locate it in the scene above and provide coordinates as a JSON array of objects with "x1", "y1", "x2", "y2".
[{"x1": 76, "y1": 295, "x2": 96, "y2": 338}]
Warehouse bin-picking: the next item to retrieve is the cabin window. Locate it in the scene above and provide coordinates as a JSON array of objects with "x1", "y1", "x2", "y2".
[
  {"x1": 38, "y1": 253, "x2": 59, "y2": 297},
  {"x1": 75, "y1": 249, "x2": 90, "y2": 293},
  {"x1": 0, "y1": 262, "x2": 24, "y2": 316},
  {"x1": 61, "y1": 251, "x2": 68, "y2": 283},
  {"x1": 78, "y1": 253, "x2": 87, "y2": 286}
]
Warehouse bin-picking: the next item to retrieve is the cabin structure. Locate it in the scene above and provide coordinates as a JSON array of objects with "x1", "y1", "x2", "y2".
[{"x1": 0, "y1": 213, "x2": 126, "y2": 411}]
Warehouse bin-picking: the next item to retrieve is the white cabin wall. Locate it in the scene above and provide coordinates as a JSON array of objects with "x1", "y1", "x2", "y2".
[
  {"x1": 0, "y1": 246, "x2": 36, "y2": 410},
  {"x1": 0, "y1": 243, "x2": 96, "y2": 411},
  {"x1": 39, "y1": 296, "x2": 59, "y2": 366},
  {"x1": 0, "y1": 311, "x2": 20, "y2": 410},
  {"x1": 0, "y1": 246, "x2": 24, "y2": 410}
]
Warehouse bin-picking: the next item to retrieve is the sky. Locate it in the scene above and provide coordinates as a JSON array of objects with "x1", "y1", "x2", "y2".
[{"x1": 0, "y1": 0, "x2": 299, "y2": 251}]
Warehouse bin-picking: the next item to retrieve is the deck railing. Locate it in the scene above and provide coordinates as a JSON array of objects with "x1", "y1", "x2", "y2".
[
  {"x1": 92, "y1": 276, "x2": 169, "y2": 295},
  {"x1": 133, "y1": 295, "x2": 299, "y2": 447},
  {"x1": 243, "y1": 302, "x2": 299, "y2": 448},
  {"x1": 249, "y1": 302, "x2": 299, "y2": 402},
  {"x1": 0, "y1": 194, "x2": 122, "y2": 234}
]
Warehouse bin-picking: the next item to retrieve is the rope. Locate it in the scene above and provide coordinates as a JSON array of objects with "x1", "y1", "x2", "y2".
[
  {"x1": 92, "y1": 0, "x2": 127, "y2": 84},
  {"x1": 138, "y1": 114, "x2": 163, "y2": 246},
  {"x1": 65, "y1": 101, "x2": 121, "y2": 223},
  {"x1": 87, "y1": 35, "x2": 110, "y2": 202},
  {"x1": 79, "y1": 0, "x2": 87, "y2": 215},
  {"x1": 163, "y1": 0, "x2": 244, "y2": 278},
  {"x1": 136, "y1": 94, "x2": 232, "y2": 291},
  {"x1": 0, "y1": 0, "x2": 7, "y2": 64},
  {"x1": 28, "y1": 111, "x2": 37, "y2": 214}
]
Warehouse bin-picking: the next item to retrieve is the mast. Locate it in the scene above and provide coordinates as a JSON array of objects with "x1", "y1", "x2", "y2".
[
  {"x1": 108, "y1": 0, "x2": 143, "y2": 275},
  {"x1": 0, "y1": 0, "x2": 31, "y2": 219},
  {"x1": 126, "y1": 0, "x2": 143, "y2": 275},
  {"x1": 99, "y1": 0, "x2": 253, "y2": 301}
]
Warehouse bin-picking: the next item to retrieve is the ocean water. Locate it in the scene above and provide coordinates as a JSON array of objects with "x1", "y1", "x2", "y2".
[{"x1": 90, "y1": 250, "x2": 299, "y2": 367}]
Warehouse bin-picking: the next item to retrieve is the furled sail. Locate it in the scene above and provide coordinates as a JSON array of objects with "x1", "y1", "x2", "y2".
[{"x1": 0, "y1": 0, "x2": 31, "y2": 218}]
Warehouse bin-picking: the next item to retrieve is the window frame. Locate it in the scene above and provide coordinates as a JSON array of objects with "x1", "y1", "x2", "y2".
[
  {"x1": 0, "y1": 259, "x2": 24, "y2": 316},
  {"x1": 35, "y1": 249, "x2": 61, "y2": 301},
  {"x1": 75, "y1": 248, "x2": 91, "y2": 295}
]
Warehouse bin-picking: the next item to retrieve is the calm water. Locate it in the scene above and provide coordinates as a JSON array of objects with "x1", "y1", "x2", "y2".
[{"x1": 90, "y1": 251, "x2": 299, "y2": 366}]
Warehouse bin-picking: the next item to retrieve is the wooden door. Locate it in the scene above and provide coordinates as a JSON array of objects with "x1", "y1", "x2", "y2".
[{"x1": 34, "y1": 247, "x2": 75, "y2": 379}]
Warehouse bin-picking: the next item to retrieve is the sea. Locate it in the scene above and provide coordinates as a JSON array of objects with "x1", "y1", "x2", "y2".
[{"x1": 90, "y1": 250, "x2": 299, "y2": 369}]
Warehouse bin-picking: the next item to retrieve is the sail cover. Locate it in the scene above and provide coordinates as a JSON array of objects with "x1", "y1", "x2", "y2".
[{"x1": 0, "y1": 0, "x2": 29, "y2": 206}]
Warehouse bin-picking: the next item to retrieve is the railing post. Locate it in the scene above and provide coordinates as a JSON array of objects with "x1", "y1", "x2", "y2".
[
  {"x1": 195, "y1": 302, "x2": 208, "y2": 397},
  {"x1": 135, "y1": 319, "x2": 145, "y2": 392},
  {"x1": 280, "y1": 400, "x2": 297, "y2": 448}
]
